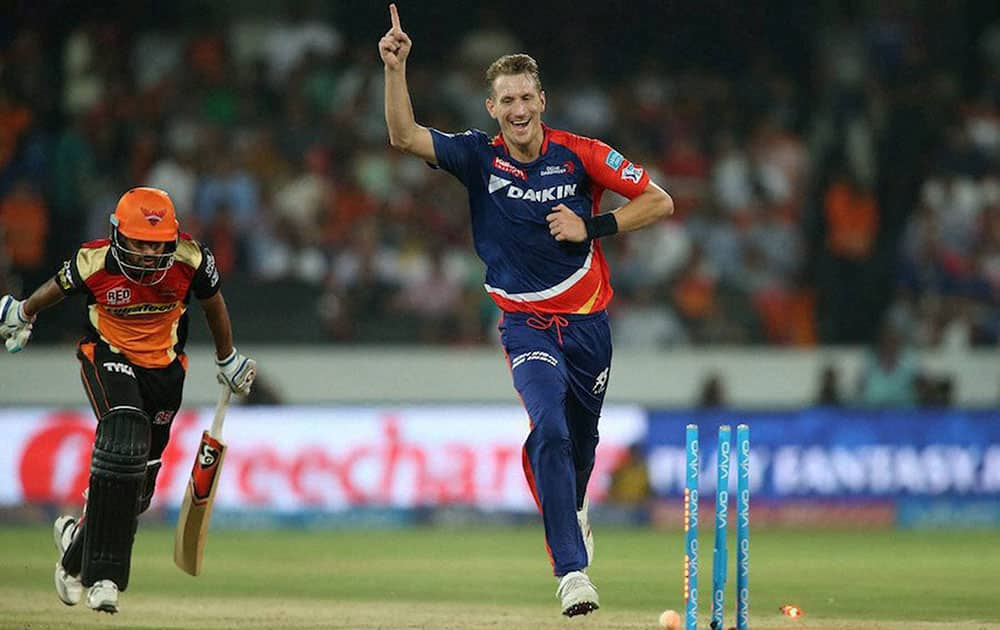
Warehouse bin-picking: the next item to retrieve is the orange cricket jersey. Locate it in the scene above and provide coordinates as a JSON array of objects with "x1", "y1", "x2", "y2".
[{"x1": 56, "y1": 234, "x2": 220, "y2": 368}]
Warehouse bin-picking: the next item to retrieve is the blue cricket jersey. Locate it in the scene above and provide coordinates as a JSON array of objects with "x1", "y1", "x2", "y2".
[{"x1": 430, "y1": 125, "x2": 650, "y2": 314}]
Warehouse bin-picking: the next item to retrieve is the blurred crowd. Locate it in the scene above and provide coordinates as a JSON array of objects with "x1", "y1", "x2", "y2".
[{"x1": 2, "y1": 2, "x2": 999, "y2": 354}]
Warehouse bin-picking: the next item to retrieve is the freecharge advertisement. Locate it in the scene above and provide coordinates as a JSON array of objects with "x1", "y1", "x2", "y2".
[{"x1": 1, "y1": 405, "x2": 647, "y2": 512}]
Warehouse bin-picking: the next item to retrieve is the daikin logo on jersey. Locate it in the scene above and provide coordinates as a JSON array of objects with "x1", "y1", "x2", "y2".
[{"x1": 488, "y1": 175, "x2": 578, "y2": 202}]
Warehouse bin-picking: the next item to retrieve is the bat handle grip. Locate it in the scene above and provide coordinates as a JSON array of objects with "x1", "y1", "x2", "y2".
[{"x1": 210, "y1": 386, "x2": 232, "y2": 438}]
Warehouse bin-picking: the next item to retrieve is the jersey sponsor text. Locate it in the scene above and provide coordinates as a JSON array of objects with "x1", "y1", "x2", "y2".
[
  {"x1": 489, "y1": 176, "x2": 578, "y2": 202},
  {"x1": 105, "y1": 302, "x2": 178, "y2": 317}
]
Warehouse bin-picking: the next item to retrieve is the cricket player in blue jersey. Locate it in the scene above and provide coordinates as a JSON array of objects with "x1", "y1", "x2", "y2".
[{"x1": 379, "y1": 4, "x2": 673, "y2": 616}]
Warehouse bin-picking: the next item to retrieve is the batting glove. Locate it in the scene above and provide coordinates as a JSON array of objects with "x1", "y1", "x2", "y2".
[
  {"x1": 0, "y1": 295, "x2": 34, "y2": 353},
  {"x1": 216, "y1": 348, "x2": 256, "y2": 395}
]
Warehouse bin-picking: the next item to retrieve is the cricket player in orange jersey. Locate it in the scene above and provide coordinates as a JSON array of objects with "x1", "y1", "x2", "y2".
[{"x1": 0, "y1": 187, "x2": 256, "y2": 614}]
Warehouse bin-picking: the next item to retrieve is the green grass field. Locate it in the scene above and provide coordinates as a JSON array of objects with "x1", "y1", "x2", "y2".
[{"x1": 2, "y1": 524, "x2": 999, "y2": 629}]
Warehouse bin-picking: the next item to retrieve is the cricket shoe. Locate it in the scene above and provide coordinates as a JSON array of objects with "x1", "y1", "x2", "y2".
[
  {"x1": 52, "y1": 515, "x2": 82, "y2": 606},
  {"x1": 577, "y1": 495, "x2": 594, "y2": 566},
  {"x1": 557, "y1": 570, "x2": 599, "y2": 617},
  {"x1": 87, "y1": 579, "x2": 119, "y2": 614}
]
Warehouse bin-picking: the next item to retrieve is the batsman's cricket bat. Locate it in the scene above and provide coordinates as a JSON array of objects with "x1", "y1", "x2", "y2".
[{"x1": 174, "y1": 386, "x2": 231, "y2": 576}]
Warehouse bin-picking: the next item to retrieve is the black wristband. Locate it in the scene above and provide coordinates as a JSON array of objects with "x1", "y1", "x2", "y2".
[{"x1": 583, "y1": 213, "x2": 619, "y2": 240}]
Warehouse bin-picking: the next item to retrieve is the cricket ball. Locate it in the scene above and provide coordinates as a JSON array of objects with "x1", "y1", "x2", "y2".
[{"x1": 658, "y1": 609, "x2": 681, "y2": 630}]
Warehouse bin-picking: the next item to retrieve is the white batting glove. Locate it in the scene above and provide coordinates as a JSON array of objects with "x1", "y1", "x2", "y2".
[
  {"x1": 216, "y1": 348, "x2": 256, "y2": 395},
  {"x1": 0, "y1": 295, "x2": 34, "y2": 353}
]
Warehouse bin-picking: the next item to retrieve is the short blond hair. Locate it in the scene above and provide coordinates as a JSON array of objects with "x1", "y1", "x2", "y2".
[{"x1": 485, "y1": 54, "x2": 542, "y2": 96}]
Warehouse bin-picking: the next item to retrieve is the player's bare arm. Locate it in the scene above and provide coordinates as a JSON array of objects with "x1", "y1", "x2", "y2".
[
  {"x1": 546, "y1": 182, "x2": 674, "y2": 243},
  {"x1": 200, "y1": 291, "x2": 256, "y2": 395},
  {"x1": 199, "y1": 292, "x2": 234, "y2": 360},
  {"x1": 609, "y1": 182, "x2": 673, "y2": 232},
  {"x1": 380, "y1": 3, "x2": 435, "y2": 162},
  {"x1": 23, "y1": 277, "x2": 66, "y2": 316}
]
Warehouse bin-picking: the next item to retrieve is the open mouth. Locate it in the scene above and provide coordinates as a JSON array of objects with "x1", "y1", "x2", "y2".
[{"x1": 510, "y1": 119, "x2": 530, "y2": 132}]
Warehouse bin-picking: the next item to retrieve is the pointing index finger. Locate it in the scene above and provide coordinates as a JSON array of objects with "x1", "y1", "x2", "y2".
[{"x1": 390, "y1": 4, "x2": 401, "y2": 32}]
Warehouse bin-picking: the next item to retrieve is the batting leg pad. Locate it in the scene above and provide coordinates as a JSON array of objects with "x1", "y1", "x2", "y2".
[
  {"x1": 138, "y1": 460, "x2": 162, "y2": 514},
  {"x1": 81, "y1": 407, "x2": 151, "y2": 590}
]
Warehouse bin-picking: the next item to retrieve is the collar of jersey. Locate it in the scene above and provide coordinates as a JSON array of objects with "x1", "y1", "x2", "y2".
[{"x1": 491, "y1": 124, "x2": 551, "y2": 165}]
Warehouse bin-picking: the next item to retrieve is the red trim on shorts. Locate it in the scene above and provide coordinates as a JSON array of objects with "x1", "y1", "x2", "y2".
[{"x1": 77, "y1": 342, "x2": 110, "y2": 417}]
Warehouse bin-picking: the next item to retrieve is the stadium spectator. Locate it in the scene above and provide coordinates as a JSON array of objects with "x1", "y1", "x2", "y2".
[
  {"x1": 391, "y1": 245, "x2": 464, "y2": 343},
  {"x1": 815, "y1": 364, "x2": 844, "y2": 407},
  {"x1": 0, "y1": 179, "x2": 48, "y2": 278},
  {"x1": 606, "y1": 442, "x2": 653, "y2": 511},
  {"x1": 817, "y1": 167, "x2": 881, "y2": 343},
  {"x1": 697, "y1": 372, "x2": 727, "y2": 408},
  {"x1": 856, "y1": 322, "x2": 922, "y2": 408},
  {"x1": 611, "y1": 285, "x2": 688, "y2": 348}
]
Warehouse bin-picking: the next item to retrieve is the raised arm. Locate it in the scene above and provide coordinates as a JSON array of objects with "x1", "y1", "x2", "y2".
[{"x1": 379, "y1": 3, "x2": 435, "y2": 162}]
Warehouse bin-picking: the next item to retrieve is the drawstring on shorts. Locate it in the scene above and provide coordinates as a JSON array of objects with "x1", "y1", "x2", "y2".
[{"x1": 527, "y1": 313, "x2": 570, "y2": 345}]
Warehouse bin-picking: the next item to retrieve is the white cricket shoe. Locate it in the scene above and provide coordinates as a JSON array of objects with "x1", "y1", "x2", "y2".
[
  {"x1": 52, "y1": 516, "x2": 82, "y2": 606},
  {"x1": 87, "y1": 579, "x2": 119, "y2": 614},
  {"x1": 557, "y1": 570, "x2": 599, "y2": 617},
  {"x1": 577, "y1": 495, "x2": 594, "y2": 566}
]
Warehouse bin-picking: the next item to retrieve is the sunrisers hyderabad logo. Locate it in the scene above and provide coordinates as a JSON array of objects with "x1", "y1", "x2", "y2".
[{"x1": 141, "y1": 206, "x2": 166, "y2": 225}]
